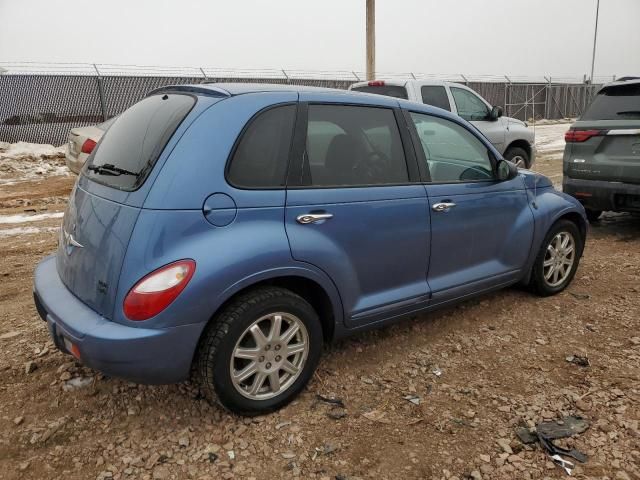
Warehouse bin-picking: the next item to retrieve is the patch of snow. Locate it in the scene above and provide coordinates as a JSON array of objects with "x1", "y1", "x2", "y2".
[
  {"x1": 531, "y1": 122, "x2": 572, "y2": 160},
  {"x1": 0, "y1": 212, "x2": 64, "y2": 224},
  {"x1": 0, "y1": 141, "x2": 70, "y2": 181},
  {"x1": 0, "y1": 141, "x2": 65, "y2": 159},
  {"x1": 0, "y1": 226, "x2": 59, "y2": 237}
]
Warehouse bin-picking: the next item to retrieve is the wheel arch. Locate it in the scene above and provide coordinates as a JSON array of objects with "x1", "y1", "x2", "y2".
[
  {"x1": 505, "y1": 139, "x2": 532, "y2": 161},
  {"x1": 203, "y1": 268, "x2": 343, "y2": 345},
  {"x1": 554, "y1": 210, "x2": 588, "y2": 256}
]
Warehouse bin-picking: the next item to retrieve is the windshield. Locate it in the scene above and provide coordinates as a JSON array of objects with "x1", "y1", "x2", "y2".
[
  {"x1": 85, "y1": 93, "x2": 195, "y2": 191},
  {"x1": 581, "y1": 83, "x2": 640, "y2": 120}
]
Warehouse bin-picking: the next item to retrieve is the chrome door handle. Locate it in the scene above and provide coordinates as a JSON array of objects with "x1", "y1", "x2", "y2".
[
  {"x1": 296, "y1": 213, "x2": 333, "y2": 224},
  {"x1": 432, "y1": 202, "x2": 457, "y2": 212}
]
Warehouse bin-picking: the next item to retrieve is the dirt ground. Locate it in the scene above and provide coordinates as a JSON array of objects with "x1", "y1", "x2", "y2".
[{"x1": 0, "y1": 127, "x2": 639, "y2": 480}]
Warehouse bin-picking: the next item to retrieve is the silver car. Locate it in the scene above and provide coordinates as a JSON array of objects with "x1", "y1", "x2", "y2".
[
  {"x1": 66, "y1": 118, "x2": 115, "y2": 174},
  {"x1": 350, "y1": 80, "x2": 536, "y2": 168}
]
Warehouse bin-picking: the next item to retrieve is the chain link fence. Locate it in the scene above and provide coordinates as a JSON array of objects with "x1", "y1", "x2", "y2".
[{"x1": 0, "y1": 63, "x2": 609, "y2": 145}]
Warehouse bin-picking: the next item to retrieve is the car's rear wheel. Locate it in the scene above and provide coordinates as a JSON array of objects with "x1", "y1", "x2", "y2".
[
  {"x1": 530, "y1": 220, "x2": 583, "y2": 297},
  {"x1": 196, "y1": 287, "x2": 322, "y2": 415},
  {"x1": 504, "y1": 146, "x2": 530, "y2": 168},
  {"x1": 585, "y1": 209, "x2": 602, "y2": 222}
]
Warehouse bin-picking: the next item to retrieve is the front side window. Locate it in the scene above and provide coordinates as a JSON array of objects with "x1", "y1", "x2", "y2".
[
  {"x1": 305, "y1": 105, "x2": 409, "y2": 187},
  {"x1": 421, "y1": 86, "x2": 451, "y2": 111},
  {"x1": 451, "y1": 87, "x2": 490, "y2": 121},
  {"x1": 410, "y1": 112, "x2": 494, "y2": 183},
  {"x1": 227, "y1": 105, "x2": 296, "y2": 188}
]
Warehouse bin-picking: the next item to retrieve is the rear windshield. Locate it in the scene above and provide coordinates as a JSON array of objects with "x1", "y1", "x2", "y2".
[
  {"x1": 351, "y1": 85, "x2": 408, "y2": 99},
  {"x1": 85, "y1": 93, "x2": 195, "y2": 190},
  {"x1": 581, "y1": 83, "x2": 640, "y2": 120}
]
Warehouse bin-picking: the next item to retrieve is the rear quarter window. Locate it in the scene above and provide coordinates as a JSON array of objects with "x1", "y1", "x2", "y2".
[
  {"x1": 420, "y1": 86, "x2": 451, "y2": 111},
  {"x1": 581, "y1": 83, "x2": 640, "y2": 120},
  {"x1": 351, "y1": 85, "x2": 408, "y2": 99},
  {"x1": 85, "y1": 93, "x2": 195, "y2": 191}
]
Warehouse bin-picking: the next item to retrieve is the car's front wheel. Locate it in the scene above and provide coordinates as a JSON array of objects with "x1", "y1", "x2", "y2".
[
  {"x1": 504, "y1": 146, "x2": 530, "y2": 168},
  {"x1": 530, "y1": 220, "x2": 583, "y2": 296},
  {"x1": 196, "y1": 287, "x2": 322, "y2": 415}
]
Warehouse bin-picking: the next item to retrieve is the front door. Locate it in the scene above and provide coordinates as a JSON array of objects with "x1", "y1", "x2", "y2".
[
  {"x1": 285, "y1": 100, "x2": 431, "y2": 328},
  {"x1": 407, "y1": 110, "x2": 534, "y2": 304}
]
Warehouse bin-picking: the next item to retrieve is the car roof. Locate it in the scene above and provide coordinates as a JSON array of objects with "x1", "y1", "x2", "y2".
[
  {"x1": 148, "y1": 82, "x2": 477, "y2": 127},
  {"x1": 598, "y1": 78, "x2": 640, "y2": 93},
  {"x1": 149, "y1": 82, "x2": 346, "y2": 98}
]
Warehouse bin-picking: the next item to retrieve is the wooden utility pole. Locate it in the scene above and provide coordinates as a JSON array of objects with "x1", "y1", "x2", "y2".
[{"x1": 366, "y1": 0, "x2": 375, "y2": 80}]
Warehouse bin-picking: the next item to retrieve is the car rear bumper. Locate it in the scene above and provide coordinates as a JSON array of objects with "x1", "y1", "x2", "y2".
[
  {"x1": 33, "y1": 255, "x2": 203, "y2": 384},
  {"x1": 563, "y1": 177, "x2": 640, "y2": 212}
]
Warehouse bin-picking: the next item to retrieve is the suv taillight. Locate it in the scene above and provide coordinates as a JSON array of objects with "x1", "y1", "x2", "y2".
[
  {"x1": 564, "y1": 129, "x2": 605, "y2": 143},
  {"x1": 81, "y1": 138, "x2": 97, "y2": 153},
  {"x1": 368, "y1": 80, "x2": 385, "y2": 86},
  {"x1": 123, "y1": 260, "x2": 196, "y2": 321}
]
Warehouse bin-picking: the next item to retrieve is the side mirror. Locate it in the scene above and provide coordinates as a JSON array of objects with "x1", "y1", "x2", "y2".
[
  {"x1": 496, "y1": 158, "x2": 519, "y2": 181},
  {"x1": 489, "y1": 106, "x2": 503, "y2": 120}
]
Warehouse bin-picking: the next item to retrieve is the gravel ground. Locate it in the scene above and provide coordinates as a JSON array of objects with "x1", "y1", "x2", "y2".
[{"x1": 0, "y1": 128, "x2": 639, "y2": 480}]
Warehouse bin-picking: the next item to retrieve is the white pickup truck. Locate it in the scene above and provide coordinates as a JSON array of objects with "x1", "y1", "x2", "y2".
[{"x1": 350, "y1": 80, "x2": 536, "y2": 168}]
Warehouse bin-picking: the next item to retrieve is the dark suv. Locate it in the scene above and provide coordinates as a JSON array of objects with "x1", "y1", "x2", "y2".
[{"x1": 563, "y1": 79, "x2": 640, "y2": 221}]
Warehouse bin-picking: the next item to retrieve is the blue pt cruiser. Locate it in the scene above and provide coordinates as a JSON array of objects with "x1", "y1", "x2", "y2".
[{"x1": 34, "y1": 84, "x2": 587, "y2": 415}]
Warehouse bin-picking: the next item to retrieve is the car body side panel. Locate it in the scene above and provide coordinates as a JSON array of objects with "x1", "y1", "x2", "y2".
[
  {"x1": 114, "y1": 206, "x2": 344, "y2": 374},
  {"x1": 425, "y1": 177, "x2": 534, "y2": 302}
]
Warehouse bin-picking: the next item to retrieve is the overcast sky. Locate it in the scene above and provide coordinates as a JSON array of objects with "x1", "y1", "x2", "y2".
[{"x1": 1, "y1": 0, "x2": 638, "y2": 79}]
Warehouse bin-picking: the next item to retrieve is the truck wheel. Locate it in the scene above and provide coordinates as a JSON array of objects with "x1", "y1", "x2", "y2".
[
  {"x1": 196, "y1": 287, "x2": 322, "y2": 415},
  {"x1": 585, "y1": 209, "x2": 602, "y2": 222},
  {"x1": 504, "y1": 147, "x2": 529, "y2": 168},
  {"x1": 530, "y1": 220, "x2": 583, "y2": 297}
]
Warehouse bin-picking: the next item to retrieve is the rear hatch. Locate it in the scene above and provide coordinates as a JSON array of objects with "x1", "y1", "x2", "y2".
[
  {"x1": 56, "y1": 93, "x2": 196, "y2": 318},
  {"x1": 565, "y1": 82, "x2": 640, "y2": 184}
]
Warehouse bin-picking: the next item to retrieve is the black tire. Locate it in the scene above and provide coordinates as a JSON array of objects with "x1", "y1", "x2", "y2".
[
  {"x1": 504, "y1": 146, "x2": 530, "y2": 168},
  {"x1": 585, "y1": 209, "x2": 602, "y2": 223},
  {"x1": 196, "y1": 286, "x2": 322, "y2": 415},
  {"x1": 530, "y1": 219, "x2": 583, "y2": 297}
]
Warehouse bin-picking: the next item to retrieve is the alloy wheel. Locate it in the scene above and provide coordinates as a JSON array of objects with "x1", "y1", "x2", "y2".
[
  {"x1": 543, "y1": 231, "x2": 576, "y2": 288},
  {"x1": 510, "y1": 155, "x2": 526, "y2": 168},
  {"x1": 230, "y1": 312, "x2": 309, "y2": 400}
]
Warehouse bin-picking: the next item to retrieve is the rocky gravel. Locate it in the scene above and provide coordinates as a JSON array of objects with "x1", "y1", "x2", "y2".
[{"x1": 0, "y1": 142, "x2": 639, "y2": 479}]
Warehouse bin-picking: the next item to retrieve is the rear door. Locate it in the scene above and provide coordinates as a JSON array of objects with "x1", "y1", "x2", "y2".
[
  {"x1": 450, "y1": 86, "x2": 506, "y2": 151},
  {"x1": 406, "y1": 110, "x2": 533, "y2": 303},
  {"x1": 285, "y1": 97, "x2": 431, "y2": 328},
  {"x1": 57, "y1": 93, "x2": 198, "y2": 317},
  {"x1": 566, "y1": 82, "x2": 640, "y2": 184}
]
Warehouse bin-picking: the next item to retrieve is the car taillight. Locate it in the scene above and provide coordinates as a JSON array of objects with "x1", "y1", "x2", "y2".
[
  {"x1": 123, "y1": 260, "x2": 196, "y2": 321},
  {"x1": 81, "y1": 138, "x2": 97, "y2": 154},
  {"x1": 368, "y1": 80, "x2": 385, "y2": 86},
  {"x1": 564, "y1": 129, "x2": 605, "y2": 143}
]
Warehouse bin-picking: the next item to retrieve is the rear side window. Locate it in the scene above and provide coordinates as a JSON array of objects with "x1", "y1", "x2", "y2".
[
  {"x1": 305, "y1": 105, "x2": 408, "y2": 187},
  {"x1": 86, "y1": 94, "x2": 194, "y2": 191},
  {"x1": 581, "y1": 83, "x2": 640, "y2": 120},
  {"x1": 351, "y1": 85, "x2": 408, "y2": 99},
  {"x1": 227, "y1": 105, "x2": 296, "y2": 188},
  {"x1": 421, "y1": 86, "x2": 451, "y2": 111}
]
